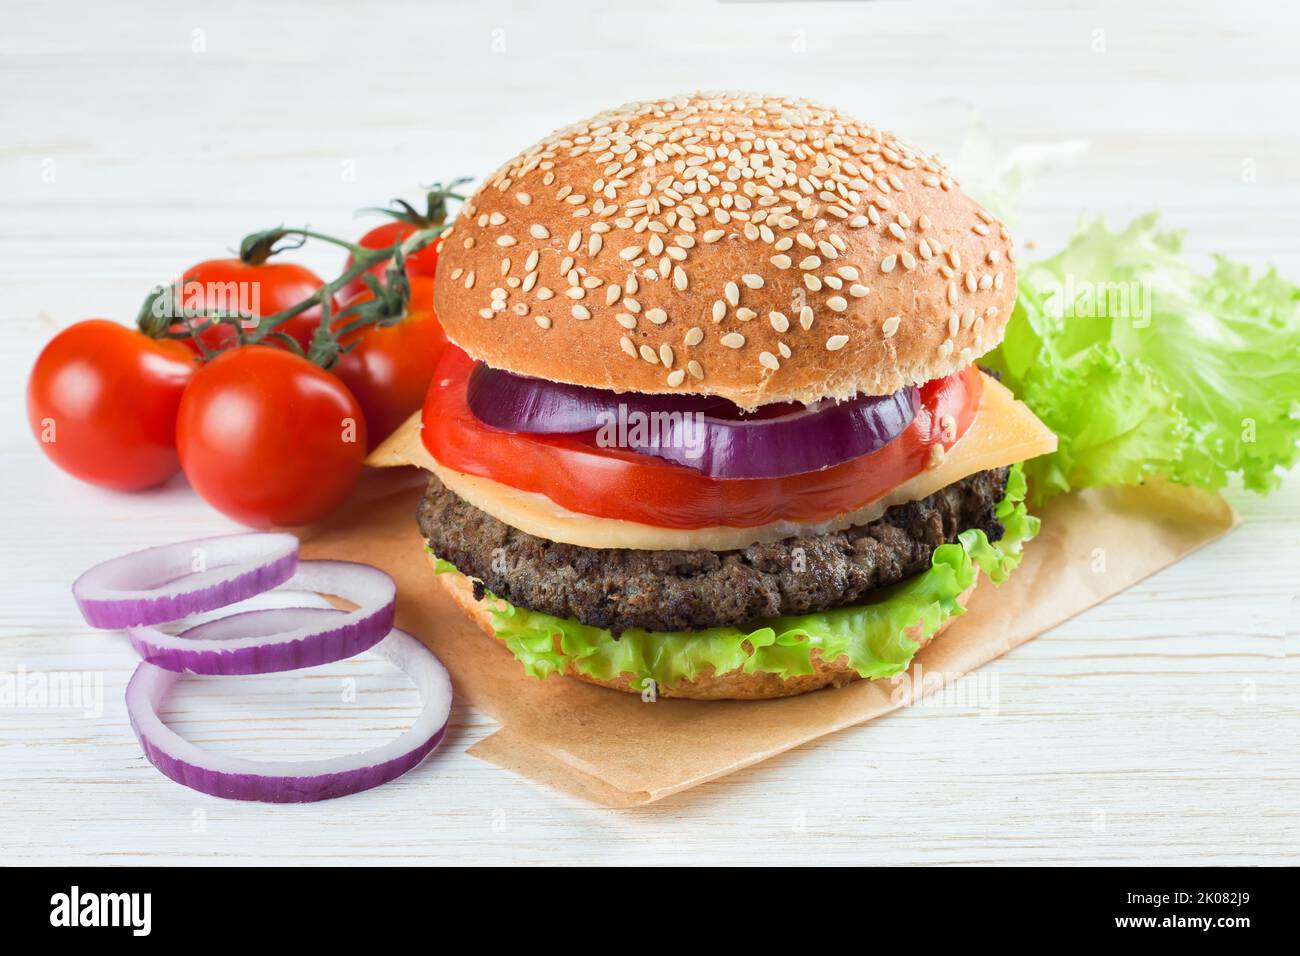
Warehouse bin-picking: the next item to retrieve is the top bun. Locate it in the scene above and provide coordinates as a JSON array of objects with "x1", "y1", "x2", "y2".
[{"x1": 433, "y1": 92, "x2": 1016, "y2": 408}]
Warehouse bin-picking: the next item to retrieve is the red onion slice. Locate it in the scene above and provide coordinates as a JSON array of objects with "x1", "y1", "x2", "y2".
[
  {"x1": 467, "y1": 361, "x2": 732, "y2": 433},
  {"x1": 126, "y1": 561, "x2": 397, "y2": 675},
  {"x1": 125, "y1": 624, "x2": 452, "y2": 803},
  {"x1": 73, "y1": 533, "x2": 299, "y2": 629},
  {"x1": 628, "y1": 387, "x2": 921, "y2": 479},
  {"x1": 465, "y1": 360, "x2": 920, "y2": 479}
]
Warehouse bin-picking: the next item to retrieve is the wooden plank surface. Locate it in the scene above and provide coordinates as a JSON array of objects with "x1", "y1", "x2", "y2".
[{"x1": 1, "y1": 0, "x2": 1297, "y2": 865}]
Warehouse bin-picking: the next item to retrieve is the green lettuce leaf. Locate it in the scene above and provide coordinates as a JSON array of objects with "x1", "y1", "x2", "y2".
[
  {"x1": 983, "y1": 213, "x2": 1300, "y2": 503},
  {"x1": 432, "y1": 465, "x2": 1038, "y2": 691}
]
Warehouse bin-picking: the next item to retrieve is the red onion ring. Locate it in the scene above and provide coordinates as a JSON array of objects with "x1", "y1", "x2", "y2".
[
  {"x1": 624, "y1": 388, "x2": 921, "y2": 479},
  {"x1": 126, "y1": 561, "x2": 397, "y2": 675},
  {"x1": 125, "y1": 621, "x2": 451, "y2": 803},
  {"x1": 467, "y1": 361, "x2": 732, "y2": 433},
  {"x1": 465, "y1": 360, "x2": 920, "y2": 479},
  {"x1": 73, "y1": 533, "x2": 298, "y2": 629}
]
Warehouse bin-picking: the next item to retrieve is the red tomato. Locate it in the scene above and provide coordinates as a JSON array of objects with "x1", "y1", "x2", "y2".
[
  {"x1": 177, "y1": 346, "x2": 367, "y2": 527},
  {"x1": 331, "y1": 277, "x2": 449, "y2": 449},
  {"x1": 170, "y1": 259, "x2": 332, "y2": 354},
  {"x1": 341, "y1": 221, "x2": 443, "y2": 300},
  {"x1": 27, "y1": 320, "x2": 195, "y2": 491},
  {"x1": 422, "y1": 346, "x2": 983, "y2": 530}
]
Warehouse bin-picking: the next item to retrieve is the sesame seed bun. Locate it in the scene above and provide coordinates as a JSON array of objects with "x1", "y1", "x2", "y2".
[
  {"x1": 433, "y1": 92, "x2": 1016, "y2": 408},
  {"x1": 434, "y1": 559, "x2": 973, "y2": 700}
]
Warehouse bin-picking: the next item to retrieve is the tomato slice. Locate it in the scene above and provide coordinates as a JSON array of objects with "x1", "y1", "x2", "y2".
[{"x1": 422, "y1": 346, "x2": 982, "y2": 530}]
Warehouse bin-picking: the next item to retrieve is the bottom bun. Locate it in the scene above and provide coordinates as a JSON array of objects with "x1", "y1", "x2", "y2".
[{"x1": 433, "y1": 555, "x2": 975, "y2": 701}]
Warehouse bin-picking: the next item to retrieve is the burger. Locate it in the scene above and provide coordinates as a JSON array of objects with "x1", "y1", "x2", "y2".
[{"x1": 371, "y1": 92, "x2": 1057, "y2": 700}]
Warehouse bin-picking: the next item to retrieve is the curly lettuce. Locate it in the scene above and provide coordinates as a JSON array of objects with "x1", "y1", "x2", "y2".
[
  {"x1": 983, "y1": 213, "x2": 1300, "y2": 503},
  {"x1": 432, "y1": 465, "x2": 1038, "y2": 691}
]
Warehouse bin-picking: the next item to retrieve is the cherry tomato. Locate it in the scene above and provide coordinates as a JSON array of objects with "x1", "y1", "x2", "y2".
[
  {"x1": 422, "y1": 346, "x2": 983, "y2": 530},
  {"x1": 341, "y1": 221, "x2": 443, "y2": 300},
  {"x1": 171, "y1": 259, "x2": 333, "y2": 354},
  {"x1": 27, "y1": 319, "x2": 195, "y2": 491},
  {"x1": 177, "y1": 346, "x2": 367, "y2": 528},
  {"x1": 331, "y1": 277, "x2": 449, "y2": 449}
]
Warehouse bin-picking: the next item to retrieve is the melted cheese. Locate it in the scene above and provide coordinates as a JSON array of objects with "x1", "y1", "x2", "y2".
[{"x1": 368, "y1": 374, "x2": 1056, "y2": 551}]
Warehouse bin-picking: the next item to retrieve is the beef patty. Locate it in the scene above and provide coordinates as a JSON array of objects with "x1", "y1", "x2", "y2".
[{"x1": 417, "y1": 467, "x2": 1009, "y2": 634}]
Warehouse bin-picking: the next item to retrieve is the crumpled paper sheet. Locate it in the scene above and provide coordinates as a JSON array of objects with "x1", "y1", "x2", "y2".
[{"x1": 301, "y1": 469, "x2": 1237, "y2": 807}]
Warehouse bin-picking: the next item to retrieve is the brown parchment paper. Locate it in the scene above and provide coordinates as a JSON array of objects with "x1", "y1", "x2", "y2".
[{"x1": 300, "y1": 469, "x2": 1238, "y2": 807}]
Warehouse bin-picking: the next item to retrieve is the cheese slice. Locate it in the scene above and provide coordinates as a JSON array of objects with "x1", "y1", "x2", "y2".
[{"x1": 368, "y1": 374, "x2": 1057, "y2": 551}]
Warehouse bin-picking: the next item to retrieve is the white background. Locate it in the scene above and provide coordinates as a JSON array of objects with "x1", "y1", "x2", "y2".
[{"x1": 2, "y1": 0, "x2": 1297, "y2": 865}]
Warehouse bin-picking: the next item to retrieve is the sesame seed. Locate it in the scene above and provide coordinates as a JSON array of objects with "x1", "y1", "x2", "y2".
[
  {"x1": 882, "y1": 315, "x2": 901, "y2": 337},
  {"x1": 770, "y1": 254, "x2": 792, "y2": 269},
  {"x1": 880, "y1": 255, "x2": 897, "y2": 273},
  {"x1": 488, "y1": 212, "x2": 506, "y2": 226},
  {"x1": 619, "y1": 336, "x2": 637, "y2": 358},
  {"x1": 638, "y1": 344, "x2": 659, "y2": 364},
  {"x1": 837, "y1": 266, "x2": 859, "y2": 280},
  {"x1": 799, "y1": 256, "x2": 821, "y2": 270},
  {"x1": 497, "y1": 235, "x2": 517, "y2": 247},
  {"x1": 673, "y1": 266, "x2": 688, "y2": 291},
  {"x1": 536, "y1": 286, "x2": 553, "y2": 300},
  {"x1": 724, "y1": 282, "x2": 740, "y2": 306},
  {"x1": 702, "y1": 229, "x2": 725, "y2": 242},
  {"x1": 687, "y1": 360, "x2": 704, "y2": 380},
  {"x1": 827, "y1": 296, "x2": 848, "y2": 313},
  {"x1": 571, "y1": 304, "x2": 591, "y2": 320},
  {"x1": 721, "y1": 332, "x2": 746, "y2": 349},
  {"x1": 646, "y1": 308, "x2": 668, "y2": 325},
  {"x1": 900, "y1": 251, "x2": 916, "y2": 270},
  {"x1": 777, "y1": 341, "x2": 791, "y2": 359},
  {"x1": 588, "y1": 234, "x2": 603, "y2": 256},
  {"x1": 605, "y1": 284, "x2": 622, "y2": 306},
  {"x1": 736, "y1": 307, "x2": 756, "y2": 321},
  {"x1": 666, "y1": 369, "x2": 686, "y2": 387},
  {"x1": 849, "y1": 283, "x2": 869, "y2": 297},
  {"x1": 769, "y1": 311, "x2": 790, "y2": 332},
  {"x1": 529, "y1": 224, "x2": 549, "y2": 240},
  {"x1": 535, "y1": 315, "x2": 551, "y2": 329},
  {"x1": 972, "y1": 223, "x2": 990, "y2": 236},
  {"x1": 940, "y1": 415, "x2": 957, "y2": 442},
  {"x1": 759, "y1": 351, "x2": 780, "y2": 371},
  {"x1": 660, "y1": 344, "x2": 675, "y2": 367},
  {"x1": 825, "y1": 334, "x2": 849, "y2": 351},
  {"x1": 712, "y1": 300, "x2": 727, "y2": 322},
  {"x1": 741, "y1": 274, "x2": 764, "y2": 289},
  {"x1": 684, "y1": 326, "x2": 704, "y2": 346},
  {"x1": 947, "y1": 284, "x2": 959, "y2": 306},
  {"x1": 478, "y1": 308, "x2": 494, "y2": 319},
  {"x1": 799, "y1": 306, "x2": 814, "y2": 330}
]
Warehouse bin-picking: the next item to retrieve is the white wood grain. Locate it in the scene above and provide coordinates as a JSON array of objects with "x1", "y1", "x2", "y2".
[{"x1": 1, "y1": 0, "x2": 1297, "y2": 865}]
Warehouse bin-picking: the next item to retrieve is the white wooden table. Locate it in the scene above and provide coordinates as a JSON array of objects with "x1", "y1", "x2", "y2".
[{"x1": 2, "y1": 0, "x2": 1297, "y2": 865}]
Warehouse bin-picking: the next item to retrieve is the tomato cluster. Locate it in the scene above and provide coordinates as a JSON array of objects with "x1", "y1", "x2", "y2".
[{"x1": 27, "y1": 208, "x2": 451, "y2": 528}]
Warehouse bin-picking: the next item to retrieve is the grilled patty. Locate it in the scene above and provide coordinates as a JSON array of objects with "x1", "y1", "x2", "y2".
[{"x1": 418, "y1": 467, "x2": 1009, "y2": 634}]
